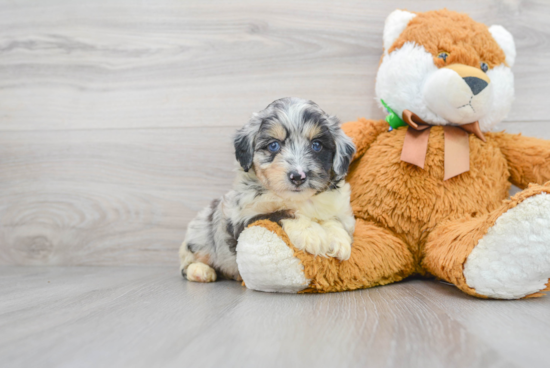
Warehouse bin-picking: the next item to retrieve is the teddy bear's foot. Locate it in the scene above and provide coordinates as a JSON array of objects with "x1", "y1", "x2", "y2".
[
  {"x1": 463, "y1": 192, "x2": 550, "y2": 299},
  {"x1": 423, "y1": 183, "x2": 550, "y2": 299},
  {"x1": 236, "y1": 222, "x2": 311, "y2": 293}
]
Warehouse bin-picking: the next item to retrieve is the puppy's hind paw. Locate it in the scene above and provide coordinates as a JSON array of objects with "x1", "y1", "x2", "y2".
[{"x1": 186, "y1": 262, "x2": 217, "y2": 283}]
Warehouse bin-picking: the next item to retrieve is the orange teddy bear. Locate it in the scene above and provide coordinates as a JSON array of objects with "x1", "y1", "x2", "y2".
[{"x1": 236, "y1": 9, "x2": 550, "y2": 299}]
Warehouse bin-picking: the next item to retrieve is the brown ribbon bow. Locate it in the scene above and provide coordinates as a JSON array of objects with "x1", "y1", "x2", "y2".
[{"x1": 400, "y1": 110, "x2": 486, "y2": 180}]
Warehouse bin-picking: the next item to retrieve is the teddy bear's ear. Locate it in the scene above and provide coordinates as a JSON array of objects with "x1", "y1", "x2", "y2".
[
  {"x1": 383, "y1": 9, "x2": 417, "y2": 53},
  {"x1": 489, "y1": 25, "x2": 516, "y2": 67}
]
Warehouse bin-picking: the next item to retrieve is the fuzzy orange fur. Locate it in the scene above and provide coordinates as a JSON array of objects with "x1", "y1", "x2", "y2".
[
  {"x1": 491, "y1": 133, "x2": 550, "y2": 189},
  {"x1": 389, "y1": 9, "x2": 507, "y2": 69}
]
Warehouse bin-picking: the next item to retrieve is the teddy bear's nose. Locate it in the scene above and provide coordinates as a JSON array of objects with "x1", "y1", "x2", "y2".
[{"x1": 463, "y1": 77, "x2": 488, "y2": 95}]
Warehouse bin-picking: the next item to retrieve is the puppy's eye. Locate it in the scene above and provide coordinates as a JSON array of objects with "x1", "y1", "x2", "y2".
[
  {"x1": 437, "y1": 52, "x2": 449, "y2": 62},
  {"x1": 267, "y1": 141, "x2": 281, "y2": 153},
  {"x1": 480, "y1": 62, "x2": 489, "y2": 73},
  {"x1": 311, "y1": 140, "x2": 322, "y2": 152}
]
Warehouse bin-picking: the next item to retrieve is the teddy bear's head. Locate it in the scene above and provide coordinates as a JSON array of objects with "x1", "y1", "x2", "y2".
[{"x1": 376, "y1": 9, "x2": 515, "y2": 132}]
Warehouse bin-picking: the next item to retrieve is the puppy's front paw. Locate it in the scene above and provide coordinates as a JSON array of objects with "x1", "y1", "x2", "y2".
[
  {"x1": 327, "y1": 234, "x2": 352, "y2": 261},
  {"x1": 282, "y1": 216, "x2": 329, "y2": 257},
  {"x1": 323, "y1": 220, "x2": 352, "y2": 261},
  {"x1": 186, "y1": 262, "x2": 217, "y2": 283}
]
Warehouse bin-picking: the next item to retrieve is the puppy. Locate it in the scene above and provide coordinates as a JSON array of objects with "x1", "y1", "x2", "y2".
[{"x1": 179, "y1": 97, "x2": 356, "y2": 282}]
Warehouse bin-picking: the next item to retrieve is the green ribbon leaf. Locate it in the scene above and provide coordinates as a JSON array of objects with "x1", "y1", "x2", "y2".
[{"x1": 381, "y1": 99, "x2": 407, "y2": 129}]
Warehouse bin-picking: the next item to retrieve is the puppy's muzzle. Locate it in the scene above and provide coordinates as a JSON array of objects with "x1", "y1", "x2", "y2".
[{"x1": 289, "y1": 171, "x2": 307, "y2": 187}]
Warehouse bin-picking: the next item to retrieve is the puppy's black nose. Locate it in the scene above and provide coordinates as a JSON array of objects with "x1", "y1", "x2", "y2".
[
  {"x1": 463, "y1": 77, "x2": 488, "y2": 95},
  {"x1": 289, "y1": 171, "x2": 306, "y2": 186}
]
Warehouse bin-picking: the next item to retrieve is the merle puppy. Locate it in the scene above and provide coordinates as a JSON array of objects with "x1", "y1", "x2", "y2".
[{"x1": 179, "y1": 97, "x2": 356, "y2": 282}]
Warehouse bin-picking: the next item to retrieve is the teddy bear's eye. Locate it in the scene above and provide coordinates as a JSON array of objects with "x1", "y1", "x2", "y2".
[
  {"x1": 480, "y1": 62, "x2": 489, "y2": 73},
  {"x1": 437, "y1": 52, "x2": 449, "y2": 62}
]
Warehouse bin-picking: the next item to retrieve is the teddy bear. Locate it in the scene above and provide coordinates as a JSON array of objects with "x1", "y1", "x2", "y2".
[{"x1": 235, "y1": 9, "x2": 550, "y2": 299}]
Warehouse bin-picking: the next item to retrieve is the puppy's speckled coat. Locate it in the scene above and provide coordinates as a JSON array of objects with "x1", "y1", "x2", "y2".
[{"x1": 179, "y1": 97, "x2": 356, "y2": 282}]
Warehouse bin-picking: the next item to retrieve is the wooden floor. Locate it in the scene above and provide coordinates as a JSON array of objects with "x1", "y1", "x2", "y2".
[{"x1": 1, "y1": 266, "x2": 549, "y2": 368}]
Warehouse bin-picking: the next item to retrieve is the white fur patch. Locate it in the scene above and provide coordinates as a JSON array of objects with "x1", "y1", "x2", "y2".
[
  {"x1": 479, "y1": 65, "x2": 514, "y2": 131},
  {"x1": 279, "y1": 182, "x2": 354, "y2": 261},
  {"x1": 383, "y1": 10, "x2": 417, "y2": 53},
  {"x1": 282, "y1": 215, "x2": 329, "y2": 257},
  {"x1": 376, "y1": 42, "x2": 443, "y2": 124},
  {"x1": 464, "y1": 193, "x2": 550, "y2": 299},
  {"x1": 323, "y1": 219, "x2": 352, "y2": 260},
  {"x1": 236, "y1": 226, "x2": 310, "y2": 293},
  {"x1": 489, "y1": 25, "x2": 516, "y2": 67},
  {"x1": 423, "y1": 68, "x2": 493, "y2": 124},
  {"x1": 281, "y1": 215, "x2": 352, "y2": 261}
]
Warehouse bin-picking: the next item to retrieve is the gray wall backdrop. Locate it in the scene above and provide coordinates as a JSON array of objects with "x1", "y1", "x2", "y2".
[{"x1": 1, "y1": 0, "x2": 549, "y2": 266}]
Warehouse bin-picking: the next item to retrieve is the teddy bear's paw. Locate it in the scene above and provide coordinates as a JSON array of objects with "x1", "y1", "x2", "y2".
[
  {"x1": 464, "y1": 192, "x2": 550, "y2": 299},
  {"x1": 323, "y1": 220, "x2": 352, "y2": 261},
  {"x1": 236, "y1": 225, "x2": 310, "y2": 293},
  {"x1": 282, "y1": 217, "x2": 331, "y2": 257}
]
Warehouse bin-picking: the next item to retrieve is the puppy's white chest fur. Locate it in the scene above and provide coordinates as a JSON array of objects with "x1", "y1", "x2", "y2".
[
  {"x1": 242, "y1": 182, "x2": 353, "y2": 223},
  {"x1": 239, "y1": 182, "x2": 355, "y2": 261},
  {"x1": 287, "y1": 182, "x2": 354, "y2": 222}
]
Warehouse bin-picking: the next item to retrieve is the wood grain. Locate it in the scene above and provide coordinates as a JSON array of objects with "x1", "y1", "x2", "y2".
[
  {"x1": 0, "y1": 127, "x2": 236, "y2": 265},
  {"x1": 0, "y1": 0, "x2": 549, "y2": 132},
  {"x1": 5, "y1": 266, "x2": 549, "y2": 368},
  {"x1": 1, "y1": 0, "x2": 550, "y2": 266},
  {"x1": 415, "y1": 281, "x2": 550, "y2": 368}
]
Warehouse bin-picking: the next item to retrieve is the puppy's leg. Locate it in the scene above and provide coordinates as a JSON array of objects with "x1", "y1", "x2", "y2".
[
  {"x1": 322, "y1": 219, "x2": 352, "y2": 261},
  {"x1": 180, "y1": 197, "x2": 223, "y2": 282},
  {"x1": 179, "y1": 241, "x2": 196, "y2": 275},
  {"x1": 281, "y1": 215, "x2": 330, "y2": 257},
  {"x1": 179, "y1": 242, "x2": 218, "y2": 283}
]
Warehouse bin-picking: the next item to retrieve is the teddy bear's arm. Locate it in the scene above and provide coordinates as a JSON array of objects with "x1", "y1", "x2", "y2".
[
  {"x1": 491, "y1": 132, "x2": 550, "y2": 189},
  {"x1": 341, "y1": 118, "x2": 388, "y2": 159}
]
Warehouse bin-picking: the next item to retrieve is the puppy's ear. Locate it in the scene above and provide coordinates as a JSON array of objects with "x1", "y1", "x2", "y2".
[
  {"x1": 234, "y1": 114, "x2": 262, "y2": 172},
  {"x1": 329, "y1": 116, "x2": 356, "y2": 181}
]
